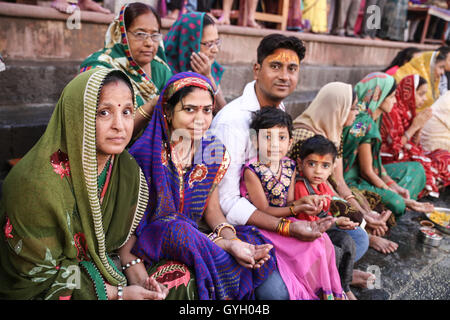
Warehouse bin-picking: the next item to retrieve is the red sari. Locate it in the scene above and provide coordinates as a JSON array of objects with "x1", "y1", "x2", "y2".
[{"x1": 380, "y1": 75, "x2": 450, "y2": 197}]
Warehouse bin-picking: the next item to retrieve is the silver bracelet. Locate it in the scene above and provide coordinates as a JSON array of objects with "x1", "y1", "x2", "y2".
[
  {"x1": 117, "y1": 284, "x2": 124, "y2": 300},
  {"x1": 122, "y1": 258, "x2": 142, "y2": 271}
]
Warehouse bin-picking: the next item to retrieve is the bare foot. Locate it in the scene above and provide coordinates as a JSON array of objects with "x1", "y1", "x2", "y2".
[
  {"x1": 217, "y1": 16, "x2": 231, "y2": 25},
  {"x1": 351, "y1": 269, "x2": 375, "y2": 288},
  {"x1": 346, "y1": 290, "x2": 358, "y2": 300},
  {"x1": 247, "y1": 19, "x2": 262, "y2": 29},
  {"x1": 405, "y1": 199, "x2": 434, "y2": 213},
  {"x1": 366, "y1": 224, "x2": 388, "y2": 237},
  {"x1": 51, "y1": 0, "x2": 77, "y2": 14},
  {"x1": 369, "y1": 235, "x2": 398, "y2": 254},
  {"x1": 78, "y1": 0, "x2": 111, "y2": 14}
]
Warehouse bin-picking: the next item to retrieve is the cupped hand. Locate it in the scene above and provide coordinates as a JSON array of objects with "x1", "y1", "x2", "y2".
[
  {"x1": 253, "y1": 244, "x2": 273, "y2": 269},
  {"x1": 228, "y1": 240, "x2": 257, "y2": 269},
  {"x1": 289, "y1": 217, "x2": 335, "y2": 241},
  {"x1": 364, "y1": 209, "x2": 391, "y2": 229},
  {"x1": 391, "y1": 184, "x2": 410, "y2": 199},
  {"x1": 122, "y1": 283, "x2": 167, "y2": 300},
  {"x1": 336, "y1": 217, "x2": 359, "y2": 230},
  {"x1": 412, "y1": 108, "x2": 432, "y2": 130},
  {"x1": 190, "y1": 52, "x2": 212, "y2": 77}
]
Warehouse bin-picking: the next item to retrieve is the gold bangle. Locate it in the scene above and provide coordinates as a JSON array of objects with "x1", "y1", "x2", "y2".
[
  {"x1": 214, "y1": 222, "x2": 236, "y2": 237},
  {"x1": 137, "y1": 106, "x2": 151, "y2": 120},
  {"x1": 344, "y1": 194, "x2": 355, "y2": 201},
  {"x1": 276, "y1": 218, "x2": 291, "y2": 237},
  {"x1": 212, "y1": 236, "x2": 223, "y2": 243},
  {"x1": 289, "y1": 205, "x2": 296, "y2": 217}
]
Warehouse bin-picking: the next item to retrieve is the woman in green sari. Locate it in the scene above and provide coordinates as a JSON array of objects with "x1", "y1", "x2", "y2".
[
  {"x1": 342, "y1": 72, "x2": 434, "y2": 217},
  {"x1": 80, "y1": 2, "x2": 173, "y2": 136},
  {"x1": 0, "y1": 68, "x2": 195, "y2": 300}
]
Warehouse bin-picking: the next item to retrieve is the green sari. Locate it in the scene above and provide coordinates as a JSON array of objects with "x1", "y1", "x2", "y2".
[
  {"x1": 342, "y1": 72, "x2": 426, "y2": 217},
  {"x1": 79, "y1": 4, "x2": 173, "y2": 109},
  {"x1": 0, "y1": 68, "x2": 195, "y2": 300}
]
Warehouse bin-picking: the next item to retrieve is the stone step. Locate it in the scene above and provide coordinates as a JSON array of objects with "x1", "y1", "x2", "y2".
[
  {"x1": 0, "y1": 59, "x2": 379, "y2": 178},
  {"x1": 0, "y1": 60, "x2": 378, "y2": 107}
]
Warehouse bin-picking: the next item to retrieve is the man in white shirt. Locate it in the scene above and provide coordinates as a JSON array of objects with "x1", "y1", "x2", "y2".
[
  {"x1": 211, "y1": 34, "x2": 334, "y2": 238},
  {"x1": 210, "y1": 34, "x2": 335, "y2": 300}
]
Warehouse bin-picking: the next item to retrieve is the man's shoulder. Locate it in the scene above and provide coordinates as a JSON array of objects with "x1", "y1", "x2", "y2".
[{"x1": 212, "y1": 96, "x2": 250, "y2": 127}]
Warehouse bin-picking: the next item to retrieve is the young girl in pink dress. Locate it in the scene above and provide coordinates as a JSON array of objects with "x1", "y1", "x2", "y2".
[{"x1": 240, "y1": 107, "x2": 346, "y2": 300}]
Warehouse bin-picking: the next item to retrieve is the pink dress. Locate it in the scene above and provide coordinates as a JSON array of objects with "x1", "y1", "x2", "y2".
[{"x1": 240, "y1": 157, "x2": 344, "y2": 300}]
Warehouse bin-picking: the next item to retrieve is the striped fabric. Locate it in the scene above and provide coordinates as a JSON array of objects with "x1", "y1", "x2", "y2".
[{"x1": 129, "y1": 72, "x2": 276, "y2": 299}]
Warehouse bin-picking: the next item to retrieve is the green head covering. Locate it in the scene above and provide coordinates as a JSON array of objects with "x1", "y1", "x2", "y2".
[
  {"x1": 0, "y1": 68, "x2": 148, "y2": 299},
  {"x1": 164, "y1": 12, "x2": 225, "y2": 85},
  {"x1": 80, "y1": 3, "x2": 173, "y2": 108},
  {"x1": 355, "y1": 72, "x2": 396, "y2": 114}
]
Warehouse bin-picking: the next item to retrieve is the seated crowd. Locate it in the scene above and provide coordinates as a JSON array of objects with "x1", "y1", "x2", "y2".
[{"x1": 0, "y1": 2, "x2": 449, "y2": 300}]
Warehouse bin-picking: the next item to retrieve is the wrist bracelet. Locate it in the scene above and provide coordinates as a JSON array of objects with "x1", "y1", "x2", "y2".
[
  {"x1": 137, "y1": 106, "x2": 151, "y2": 120},
  {"x1": 214, "y1": 222, "x2": 236, "y2": 237},
  {"x1": 276, "y1": 218, "x2": 291, "y2": 237},
  {"x1": 386, "y1": 180, "x2": 395, "y2": 186},
  {"x1": 122, "y1": 258, "x2": 142, "y2": 271},
  {"x1": 344, "y1": 194, "x2": 355, "y2": 201},
  {"x1": 289, "y1": 205, "x2": 296, "y2": 216},
  {"x1": 117, "y1": 284, "x2": 124, "y2": 300}
]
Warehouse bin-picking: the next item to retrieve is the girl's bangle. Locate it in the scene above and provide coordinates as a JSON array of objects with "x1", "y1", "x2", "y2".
[{"x1": 289, "y1": 205, "x2": 296, "y2": 216}]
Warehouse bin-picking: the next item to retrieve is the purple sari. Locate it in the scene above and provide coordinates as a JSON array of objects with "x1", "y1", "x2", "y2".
[{"x1": 129, "y1": 72, "x2": 276, "y2": 299}]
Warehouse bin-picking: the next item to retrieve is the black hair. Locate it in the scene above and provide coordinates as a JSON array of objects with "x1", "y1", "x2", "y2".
[
  {"x1": 203, "y1": 13, "x2": 215, "y2": 28},
  {"x1": 382, "y1": 47, "x2": 421, "y2": 72},
  {"x1": 257, "y1": 34, "x2": 306, "y2": 65},
  {"x1": 101, "y1": 70, "x2": 135, "y2": 100},
  {"x1": 164, "y1": 85, "x2": 214, "y2": 117},
  {"x1": 298, "y1": 135, "x2": 338, "y2": 161},
  {"x1": 250, "y1": 107, "x2": 293, "y2": 138},
  {"x1": 417, "y1": 75, "x2": 427, "y2": 89},
  {"x1": 124, "y1": 2, "x2": 161, "y2": 31},
  {"x1": 436, "y1": 46, "x2": 450, "y2": 63}
]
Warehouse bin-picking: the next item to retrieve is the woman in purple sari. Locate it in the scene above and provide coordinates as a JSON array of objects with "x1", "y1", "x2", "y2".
[{"x1": 128, "y1": 71, "x2": 276, "y2": 300}]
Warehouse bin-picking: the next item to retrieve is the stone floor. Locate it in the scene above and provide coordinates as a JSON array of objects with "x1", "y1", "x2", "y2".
[{"x1": 352, "y1": 187, "x2": 450, "y2": 300}]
